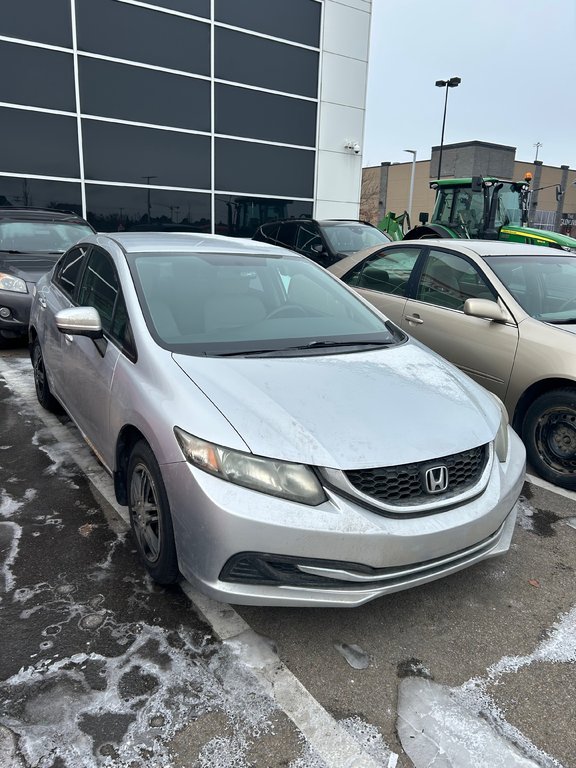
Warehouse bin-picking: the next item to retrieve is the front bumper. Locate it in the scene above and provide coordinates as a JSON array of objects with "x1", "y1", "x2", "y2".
[
  {"x1": 161, "y1": 429, "x2": 526, "y2": 607},
  {"x1": 0, "y1": 287, "x2": 32, "y2": 339}
]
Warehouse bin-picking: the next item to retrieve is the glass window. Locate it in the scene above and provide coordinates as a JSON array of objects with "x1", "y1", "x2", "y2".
[
  {"x1": 82, "y1": 121, "x2": 211, "y2": 188},
  {"x1": 54, "y1": 246, "x2": 89, "y2": 299},
  {"x1": 78, "y1": 249, "x2": 119, "y2": 332},
  {"x1": 1, "y1": 0, "x2": 72, "y2": 47},
  {"x1": 417, "y1": 250, "x2": 495, "y2": 310},
  {"x1": 141, "y1": 0, "x2": 209, "y2": 16},
  {"x1": 0, "y1": 42, "x2": 75, "y2": 112},
  {"x1": 85, "y1": 184, "x2": 211, "y2": 233},
  {"x1": 0, "y1": 108, "x2": 80, "y2": 178},
  {"x1": 79, "y1": 58, "x2": 210, "y2": 132},
  {"x1": 321, "y1": 223, "x2": 392, "y2": 255},
  {"x1": 215, "y1": 28, "x2": 319, "y2": 98},
  {"x1": 451, "y1": 189, "x2": 485, "y2": 238},
  {"x1": 215, "y1": 84, "x2": 316, "y2": 146},
  {"x1": 0, "y1": 178, "x2": 82, "y2": 213},
  {"x1": 215, "y1": 139, "x2": 314, "y2": 199},
  {"x1": 214, "y1": 196, "x2": 312, "y2": 237},
  {"x1": 295, "y1": 222, "x2": 322, "y2": 256},
  {"x1": 0, "y1": 220, "x2": 92, "y2": 253},
  {"x1": 129, "y1": 249, "x2": 398, "y2": 353},
  {"x1": 344, "y1": 248, "x2": 420, "y2": 297},
  {"x1": 433, "y1": 188, "x2": 455, "y2": 227},
  {"x1": 76, "y1": 0, "x2": 210, "y2": 75},
  {"x1": 215, "y1": 0, "x2": 321, "y2": 47}
]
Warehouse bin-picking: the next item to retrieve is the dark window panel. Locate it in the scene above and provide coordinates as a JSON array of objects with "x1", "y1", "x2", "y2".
[
  {"x1": 1, "y1": 0, "x2": 72, "y2": 47},
  {"x1": 0, "y1": 108, "x2": 80, "y2": 178},
  {"x1": 85, "y1": 184, "x2": 211, "y2": 233},
  {"x1": 215, "y1": 28, "x2": 318, "y2": 98},
  {"x1": 215, "y1": 195, "x2": 313, "y2": 238},
  {"x1": 76, "y1": 0, "x2": 210, "y2": 75},
  {"x1": 215, "y1": 0, "x2": 320, "y2": 47},
  {"x1": 79, "y1": 58, "x2": 210, "y2": 132},
  {"x1": 139, "y1": 0, "x2": 209, "y2": 15},
  {"x1": 215, "y1": 84, "x2": 316, "y2": 146},
  {"x1": 0, "y1": 42, "x2": 75, "y2": 112},
  {"x1": 82, "y1": 121, "x2": 211, "y2": 189},
  {"x1": 215, "y1": 139, "x2": 315, "y2": 199},
  {"x1": 0, "y1": 178, "x2": 82, "y2": 214}
]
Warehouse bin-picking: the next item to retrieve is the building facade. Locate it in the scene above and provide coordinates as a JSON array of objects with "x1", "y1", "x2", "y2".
[
  {"x1": 0, "y1": 0, "x2": 371, "y2": 234},
  {"x1": 362, "y1": 141, "x2": 576, "y2": 236}
]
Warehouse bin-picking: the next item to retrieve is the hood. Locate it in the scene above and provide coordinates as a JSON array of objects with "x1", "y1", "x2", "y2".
[
  {"x1": 173, "y1": 341, "x2": 499, "y2": 469},
  {"x1": 500, "y1": 225, "x2": 576, "y2": 250},
  {"x1": 0, "y1": 253, "x2": 60, "y2": 283}
]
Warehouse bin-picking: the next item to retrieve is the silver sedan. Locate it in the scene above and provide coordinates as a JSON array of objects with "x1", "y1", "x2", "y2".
[{"x1": 29, "y1": 233, "x2": 525, "y2": 606}]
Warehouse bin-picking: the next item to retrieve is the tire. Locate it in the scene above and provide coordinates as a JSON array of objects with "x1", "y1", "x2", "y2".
[
  {"x1": 127, "y1": 440, "x2": 179, "y2": 584},
  {"x1": 32, "y1": 339, "x2": 61, "y2": 413},
  {"x1": 522, "y1": 388, "x2": 576, "y2": 490}
]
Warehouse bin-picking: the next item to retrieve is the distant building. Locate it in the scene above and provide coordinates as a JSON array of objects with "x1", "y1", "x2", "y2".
[
  {"x1": 0, "y1": 0, "x2": 371, "y2": 234},
  {"x1": 362, "y1": 141, "x2": 576, "y2": 236}
]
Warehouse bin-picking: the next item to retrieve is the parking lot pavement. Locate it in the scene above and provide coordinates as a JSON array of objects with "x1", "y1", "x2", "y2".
[{"x1": 1, "y1": 347, "x2": 575, "y2": 768}]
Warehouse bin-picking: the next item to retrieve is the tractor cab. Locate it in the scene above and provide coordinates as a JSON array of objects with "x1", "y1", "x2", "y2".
[{"x1": 428, "y1": 177, "x2": 529, "y2": 240}]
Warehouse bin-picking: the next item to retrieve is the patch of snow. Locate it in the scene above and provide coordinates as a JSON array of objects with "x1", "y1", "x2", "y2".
[
  {"x1": 334, "y1": 643, "x2": 370, "y2": 670},
  {"x1": 0, "y1": 521, "x2": 22, "y2": 592}
]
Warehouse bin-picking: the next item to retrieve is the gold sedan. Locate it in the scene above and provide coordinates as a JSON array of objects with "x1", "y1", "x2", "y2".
[{"x1": 330, "y1": 239, "x2": 576, "y2": 490}]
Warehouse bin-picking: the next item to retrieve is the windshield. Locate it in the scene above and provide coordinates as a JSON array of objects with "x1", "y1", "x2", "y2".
[
  {"x1": 494, "y1": 184, "x2": 524, "y2": 227},
  {"x1": 0, "y1": 220, "x2": 93, "y2": 253},
  {"x1": 130, "y1": 251, "x2": 402, "y2": 355},
  {"x1": 485, "y1": 254, "x2": 576, "y2": 322},
  {"x1": 321, "y1": 224, "x2": 390, "y2": 255}
]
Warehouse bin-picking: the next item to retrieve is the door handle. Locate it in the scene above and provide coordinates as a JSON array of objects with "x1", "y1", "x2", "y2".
[
  {"x1": 405, "y1": 313, "x2": 424, "y2": 325},
  {"x1": 64, "y1": 334, "x2": 74, "y2": 344},
  {"x1": 38, "y1": 297, "x2": 47, "y2": 309}
]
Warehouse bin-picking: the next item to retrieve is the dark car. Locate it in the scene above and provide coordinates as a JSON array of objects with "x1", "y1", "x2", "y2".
[
  {"x1": 0, "y1": 208, "x2": 95, "y2": 346},
  {"x1": 252, "y1": 218, "x2": 391, "y2": 268}
]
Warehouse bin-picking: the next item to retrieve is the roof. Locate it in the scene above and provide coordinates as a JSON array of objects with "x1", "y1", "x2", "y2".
[
  {"x1": 0, "y1": 207, "x2": 88, "y2": 223},
  {"x1": 413, "y1": 239, "x2": 569, "y2": 257},
  {"x1": 99, "y1": 231, "x2": 298, "y2": 257}
]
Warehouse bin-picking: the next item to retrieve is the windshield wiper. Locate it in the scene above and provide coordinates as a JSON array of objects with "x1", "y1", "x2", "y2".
[
  {"x1": 214, "y1": 339, "x2": 393, "y2": 357},
  {"x1": 292, "y1": 339, "x2": 394, "y2": 350}
]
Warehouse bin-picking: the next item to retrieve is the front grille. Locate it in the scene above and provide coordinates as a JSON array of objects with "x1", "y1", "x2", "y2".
[{"x1": 345, "y1": 444, "x2": 488, "y2": 507}]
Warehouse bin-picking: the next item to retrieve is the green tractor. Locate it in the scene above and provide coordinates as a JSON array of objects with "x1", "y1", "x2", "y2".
[{"x1": 379, "y1": 176, "x2": 576, "y2": 251}]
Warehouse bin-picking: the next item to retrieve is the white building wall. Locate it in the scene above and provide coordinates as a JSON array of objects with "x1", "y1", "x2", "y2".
[{"x1": 315, "y1": 0, "x2": 372, "y2": 219}]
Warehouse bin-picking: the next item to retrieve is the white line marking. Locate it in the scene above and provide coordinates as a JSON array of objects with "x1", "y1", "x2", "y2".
[
  {"x1": 525, "y1": 472, "x2": 576, "y2": 501},
  {"x1": 0, "y1": 355, "x2": 394, "y2": 768}
]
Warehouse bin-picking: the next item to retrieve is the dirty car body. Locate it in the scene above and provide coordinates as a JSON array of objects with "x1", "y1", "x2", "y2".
[{"x1": 29, "y1": 233, "x2": 525, "y2": 606}]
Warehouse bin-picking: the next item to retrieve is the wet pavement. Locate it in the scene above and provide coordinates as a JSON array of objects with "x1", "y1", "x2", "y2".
[{"x1": 1, "y1": 347, "x2": 576, "y2": 768}]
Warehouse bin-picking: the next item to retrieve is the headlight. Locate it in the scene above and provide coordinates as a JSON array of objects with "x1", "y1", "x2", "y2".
[
  {"x1": 174, "y1": 427, "x2": 326, "y2": 506},
  {"x1": 0, "y1": 273, "x2": 27, "y2": 293},
  {"x1": 490, "y1": 394, "x2": 509, "y2": 462}
]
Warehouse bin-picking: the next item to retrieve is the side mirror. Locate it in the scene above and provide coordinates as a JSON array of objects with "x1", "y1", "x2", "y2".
[
  {"x1": 464, "y1": 298, "x2": 509, "y2": 323},
  {"x1": 471, "y1": 176, "x2": 483, "y2": 192},
  {"x1": 418, "y1": 212, "x2": 429, "y2": 225},
  {"x1": 55, "y1": 306, "x2": 103, "y2": 338},
  {"x1": 556, "y1": 185, "x2": 563, "y2": 202}
]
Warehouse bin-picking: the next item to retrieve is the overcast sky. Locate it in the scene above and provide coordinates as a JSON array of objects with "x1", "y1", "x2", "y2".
[{"x1": 363, "y1": 0, "x2": 576, "y2": 170}]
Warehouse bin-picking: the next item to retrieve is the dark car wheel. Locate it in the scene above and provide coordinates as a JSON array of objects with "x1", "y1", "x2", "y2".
[
  {"x1": 522, "y1": 388, "x2": 576, "y2": 490},
  {"x1": 128, "y1": 440, "x2": 179, "y2": 584},
  {"x1": 32, "y1": 339, "x2": 61, "y2": 413}
]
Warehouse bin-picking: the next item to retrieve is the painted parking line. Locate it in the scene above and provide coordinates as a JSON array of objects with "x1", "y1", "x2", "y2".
[
  {"x1": 0, "y1": 355, "x2": 397, "y2": 768},
  {"x1": 525, "y1": 472, "x2": 576, "y2": 502}
]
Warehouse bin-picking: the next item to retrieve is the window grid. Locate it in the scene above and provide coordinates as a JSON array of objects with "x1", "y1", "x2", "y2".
[{"x1": 0, "y1": 0, "x2": 321, "y2": 224}]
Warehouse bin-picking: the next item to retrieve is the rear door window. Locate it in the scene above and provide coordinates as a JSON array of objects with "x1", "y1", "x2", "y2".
[{"x1": 53, "y1": 246, "x2": 89, "y2": 300}]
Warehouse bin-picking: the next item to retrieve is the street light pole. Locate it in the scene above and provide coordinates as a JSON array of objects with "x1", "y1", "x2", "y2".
[
  {"x1": 435, "y1": 77, "x2": 461, "y2": 180},
  {"x1": 404, "y1": 149, "x2": 417, "y2": 223}
]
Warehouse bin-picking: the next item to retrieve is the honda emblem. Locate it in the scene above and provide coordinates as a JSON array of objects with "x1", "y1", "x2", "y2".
[{"x1": 425, "y1": 465, "x2": 448, "y2": 494}]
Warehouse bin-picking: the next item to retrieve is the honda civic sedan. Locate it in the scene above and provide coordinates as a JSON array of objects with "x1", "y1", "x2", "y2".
[{"x1": 29, "y1": 233, "x2": 525, "y2": 606}]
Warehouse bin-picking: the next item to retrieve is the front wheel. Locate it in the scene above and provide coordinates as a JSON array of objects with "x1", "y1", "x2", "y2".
[
  {"x1": 522, "y1": 389, "x2": 576, "y2": 489},
  {"x1": 128, "y1": 441, "x2": 179, "y2": 584},
  {"x1": 32, "y1": 339, "x2": 61, "y2": 413}
]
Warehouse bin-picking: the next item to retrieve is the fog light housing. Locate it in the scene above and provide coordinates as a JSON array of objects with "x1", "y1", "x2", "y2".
[{"x1": 0, "y1": 307, "x2": 11, "y2": 318}]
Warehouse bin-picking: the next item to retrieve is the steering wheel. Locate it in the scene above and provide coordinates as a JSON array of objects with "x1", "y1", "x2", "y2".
[{"x1": 266, "y1": 304, "x2": 309, "y2": 319}]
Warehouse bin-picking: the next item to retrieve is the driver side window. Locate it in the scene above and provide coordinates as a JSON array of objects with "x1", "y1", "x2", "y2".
[{"x1": 417, "y1": 250, "x2": 496, "y2": 310}]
